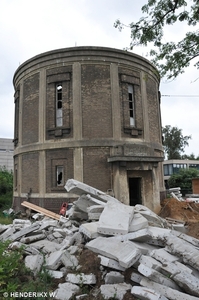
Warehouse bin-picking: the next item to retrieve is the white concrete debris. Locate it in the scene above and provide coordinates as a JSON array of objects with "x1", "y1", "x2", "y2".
[
  {"x1": 131, "y1": 286, "x2": 168, "y2": 300},
  {"x1": 1, "y1": 178, "x2": 199, "y2": 300},
  {"x1": 100, "y1": 283, "x2": 132, "y2": 300}
]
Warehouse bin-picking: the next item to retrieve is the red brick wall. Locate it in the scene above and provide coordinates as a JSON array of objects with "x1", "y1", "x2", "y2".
[
  {"x1": 81, "y1": 64, "x2": 112, "y2": 138},
  {"x1": 22, "y1": 73, "x2": 39, "y2": 145}
]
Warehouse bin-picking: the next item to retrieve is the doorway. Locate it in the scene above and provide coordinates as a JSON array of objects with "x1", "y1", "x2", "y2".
[{"x1": 129, "y1": 177, "x2": 142, "y2": 206}]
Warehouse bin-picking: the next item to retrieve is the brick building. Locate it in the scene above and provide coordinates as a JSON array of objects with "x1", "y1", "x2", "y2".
[{"x1": 13, "y1": 46, "x2": 164, "y2": 212}]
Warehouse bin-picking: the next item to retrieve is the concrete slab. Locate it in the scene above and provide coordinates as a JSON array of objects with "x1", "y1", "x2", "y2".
[
  {"x1": 138, "y1": 263, "x2": 181, "y2": 290},
  {"x1": 131, "y1": 271, "x2": 144, "y2": 284},
  {"x1": 159, "y1": 263, "x2": 199, "y2": 296},
  {"x1": 9, "y1": 223, "x2": 40, "y2": 242},
  {"x1": 100, "y1": 283, "x2": 132, "y2": 300},
  {"x1": 0, "y1": 227, "x2": 15, "y2": 241},
  {"x1": 65, "y1": 179, "x2": 119, "y2": 203},
  {"x1": 98, "y1": 201, "x2": 134, "y2": 235},
  {"x1": 171, "y1": 230, "x2": 199, "y2": 248},
  {"x1": 129, "y1": 213, "x2": 148, "y2": 232},
  {"x1": 20, "y1": 233, "x2": 46, "y2": 244},
  {"x1": 45, "y1": 250, "x2": 64, "y2": 270},
  {"x1": 74, "y1": 194, "x2": 101, "y2": 212},
  {"x1": 9, "y1": 241, "x2": 41, "y2": 255},
  {"x1": 86, "y1": 237, "x2": 141, "y2": 268},
  {"x1": 61, "y1": 250, "x2": 78, "y2": 269},
  {"x1": 165, "y1": 235, "x2": 199, "y2": 271},
  {"x1": 139, "y1": 255, "x2": 162, "y2": 271},
  {"x1": 0, "y1": 224, "x2": 10, "y2": 234},
  {"x1": 66, "y1": 273, "x2": 96, "y2": 285},
  {"x1": 79, "y1": 222, "x2": 100, "y2": 239},
  {"x1": 98, "y1": 255, "x2": 126, "y2": 271},
  {"x1": 25, "y1": 254, "x2": 44, "y2": 275},
  {"x1": 131, "y1": 286, "x2": 168, "y2": 300},
  {"x1": 113, "y1": 228, "x2": 151, "y2": 243},
  {"x1": 141, "y1": 277, "x2": 199, "y2": 300},
  {"x1": 48, "y1": 270, "x2": 64, "y2": 279},
  {"x1": 150, "y1": 248, "x2": 180, "y2": 264},
  {"x1": 104, "y1": 271, "x2": 124, "y2": 284},
  {"x1": 30, "y1": 240, "x2": 62, "y2": 253},
  {"x1": 54, "y1": 282, "x2": 80, "y2": 300},
  {"x1": 134, "y1": 205, "x2": 167, "y2": 227}
]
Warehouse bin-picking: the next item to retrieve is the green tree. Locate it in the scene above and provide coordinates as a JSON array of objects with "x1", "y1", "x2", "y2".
[
  {"x1": 162, "y1": 125, "x2": 191, "y2": 159},
  {"x1": 114, "y1": 0, "x2": 199, "y2": 80},
  {"x1": 168, "y1": 168, "x2": 199, "y2": 193},
  {"x1": 182, "y1": 153, "x2": 199, "y2": 160},
  {"x1": 0, "y1": 167, "x2": 13, "y2": 209}
]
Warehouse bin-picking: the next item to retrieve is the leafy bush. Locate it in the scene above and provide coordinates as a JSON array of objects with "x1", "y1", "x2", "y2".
[
  {"x1": 0, "y1": 167, "x2": 13, "y2": 209},
  {"x1": 0, "y1": 241, "x2": 53, "y2": 299}
]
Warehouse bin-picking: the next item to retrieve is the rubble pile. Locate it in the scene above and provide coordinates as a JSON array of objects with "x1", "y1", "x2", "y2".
[{"x1": 1, "y1": 179, "x2": 199, "y2": 300}]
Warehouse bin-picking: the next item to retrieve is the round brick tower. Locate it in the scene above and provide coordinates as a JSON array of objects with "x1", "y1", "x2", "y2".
[{"x1": 13, "y1": 46, "x2": 164, "y2": 212}]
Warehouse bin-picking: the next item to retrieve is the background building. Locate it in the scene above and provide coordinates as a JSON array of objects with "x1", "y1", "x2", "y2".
[
  {"x1": 0, "y1": 138, "x2": 14, "y2": 171},
  {"x1": 163, "y1": 159, "x2": 199, "y2": 182},
  {"x1": 13, "y1": 46, "x2": 164, "y2": 212}
]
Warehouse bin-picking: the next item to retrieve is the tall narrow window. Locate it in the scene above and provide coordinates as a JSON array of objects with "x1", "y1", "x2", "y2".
[
  {"x1": 128, "y1": 84, "x2": 135, "y2": 126},
  {"x1": 56, "y1": 166, "x2": 64, "y2": 186},
  {"x1": 56, "y1": 83, "x2": 63, "y2": 127}
]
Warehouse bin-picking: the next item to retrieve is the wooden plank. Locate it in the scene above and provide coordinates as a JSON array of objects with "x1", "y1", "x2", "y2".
[{"x1": 21, "y1": 201, "x2": 61, "y2": 220}]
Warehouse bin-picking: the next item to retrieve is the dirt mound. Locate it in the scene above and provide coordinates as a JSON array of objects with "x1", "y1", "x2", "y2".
[{"x1": 159, "y1": 198, "x2": 199, "y2": 239}]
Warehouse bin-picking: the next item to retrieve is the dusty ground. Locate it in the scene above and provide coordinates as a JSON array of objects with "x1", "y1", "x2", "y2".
[{"x1": 159, "y1": 197, "x2": 199, "y2": 239}]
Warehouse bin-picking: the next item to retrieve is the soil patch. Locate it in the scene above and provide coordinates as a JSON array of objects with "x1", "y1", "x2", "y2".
[{"x1": 159, "y1": 197, "x2": 199, "y2": 238}]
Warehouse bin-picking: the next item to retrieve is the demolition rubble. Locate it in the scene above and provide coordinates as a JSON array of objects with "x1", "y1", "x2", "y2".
[{"x1": 1, "y1": 179, "x2": 199, "y2": 300}]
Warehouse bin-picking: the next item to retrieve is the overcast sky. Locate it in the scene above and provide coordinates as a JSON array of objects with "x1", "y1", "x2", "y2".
[{"x1": 0, "y1": 0, "x2": 198, "y2": 156}]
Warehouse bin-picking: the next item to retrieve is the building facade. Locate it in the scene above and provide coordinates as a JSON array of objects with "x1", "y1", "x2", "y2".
[
  {"x1": 13, "y1": 46, "x2": 164, "y2": 212},
  {"x1": 0, "y1": 138, "x2": 14, "y2": 171}
]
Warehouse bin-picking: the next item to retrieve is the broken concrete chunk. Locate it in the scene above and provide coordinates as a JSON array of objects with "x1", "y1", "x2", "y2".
[
  {"x1": 74, "y1": 194, "x2": 101, "y2": 213},
  {"x1": 134, "y1": 205, "x2": 167, "y2": 227},
  {"x1": 9, "y1": 241, "x2": 41, "y2": 255},
  {"x1": 66, "y1": 273, "x2": 96, "y2": 285},
  {"x1": 100, "y1": 283, "x2": 132, "y2": 300},
  {"x1": 165, "y1": 235, "x2": 199, "y2": 271},
  {"x1": 104, "y1": 271, "x2": 124, "y2": 284},
  {"x1": 79, "y1": 222, "x2": 100, "y2": 239},
  {"x1": 39, "y1": 220, "x2": 59, "y2": 230},
  {"x1": 98, "y1": 255, "x2": 126, "y2": 271},
  {"x1": 0, "y1": 226, "x2": 15, "y2": 241},
  {"x1": 61, "y1": 250, "x2": 78, "y2": 269},
  {"x1": 150, "y1": 248, "x2": 180, "y2": 264},
  {"x1": 131, "y1": 285, "x2": 168, "y2": 300},
  {"x1": 129, "y1": 213, "x2": 148, "y2": 232},
  {"x1": 131, "y1": 271, "x2": 144, "y2": 284},
  {"x1": 30, "y1": 240, "x2": 62, "y2": 253},
  {"x1": 45, "y1": 250, "x2": 64, "y2": 270},
  {"x1": 141, "y1": 277, "x2": 199, "y2": 300},
  {"x1": 138, "y1": 263, "x2": 181, "y2": 290},
  {"x1": 86, "y1": 237, "x2": 141, "y2": 268},
  {"x1": 20, "y1": 233, "x2": 46, "y2": 244},
  {"x1": 9, "y1": 223, "x2": 40, "y2": 242},
  {"x1": 64, "y1": 179, "x2": 119, "y2": 203},
  {"x1": 98, "y1": 201, "x2": 134, "y2": 235},
  {"x1": 48, "y1": 270, "x2": 64, "y2": 279},
  {"x1": 25, "y1": 254, "x2": 44, "y2": 275},
  {"x1": 53, "y1": 282, "x2": 80, "y2": 300},
  {"x1": 139, "y1": 255, "x2": 162, "y2": 271},
  {"x1": 0, "y1": 224, "x2": 10, "y2": 234}
]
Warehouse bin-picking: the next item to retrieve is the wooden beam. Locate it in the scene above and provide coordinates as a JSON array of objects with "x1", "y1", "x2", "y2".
[{"x1": 21, "y1": 201, "x2": 61, "y2": 220}]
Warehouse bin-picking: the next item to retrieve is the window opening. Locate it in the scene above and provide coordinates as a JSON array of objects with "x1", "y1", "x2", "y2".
[
  {"x1": 57, "y1": 166, "x2": 64, "y2": 186},
  {"x1": 128, "y1": 84, "x2": 135, "y2": 126},
  {"x1": 56, "y1": 83, "x2": 63, "y2": 127}
]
